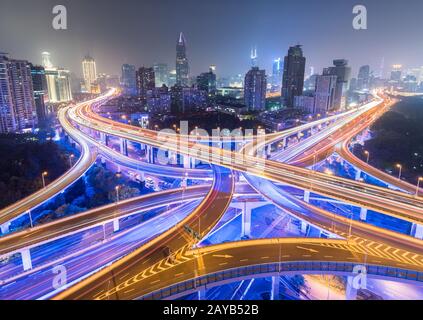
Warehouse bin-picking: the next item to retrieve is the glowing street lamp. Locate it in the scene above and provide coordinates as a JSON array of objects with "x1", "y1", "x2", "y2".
[
  {"x1": 115, "y1": 185, "x2": 120, "y2": 203},
  {"x1": 364, "y1": 150, "x2": 369, "y2": 163},
  {"x1": 416, "y1": 177, "x2": 423, "y2": 197},
  {"x1": 396, "y1": 164, "x2": 402, "y2": 179},
  {"x1": 41, "y1": 171, "x2": 48, "y2": 188},
  {"x1": 69, "y1": 154, "x2": 75, "y2": 168}
]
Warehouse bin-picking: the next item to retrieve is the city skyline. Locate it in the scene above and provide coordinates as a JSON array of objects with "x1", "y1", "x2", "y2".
[{"x1": 1, "y1": 0, "x2": 423, "y2": 78}]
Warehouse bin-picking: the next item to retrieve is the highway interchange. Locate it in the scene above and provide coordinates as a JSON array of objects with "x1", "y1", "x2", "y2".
[{"x1": 0, "y1": 89, "x2": 422, "y2": 300}]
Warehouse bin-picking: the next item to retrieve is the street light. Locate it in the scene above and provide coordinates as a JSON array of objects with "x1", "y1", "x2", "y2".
[
  {"x1": 364, "y1": 150, "x2": 369, "y2": 163},
  {"x1": 396, "y1": 164, "x2": 402, "y2": 179},
  {"x1": 115, "y1": 185, "x2": 120, "y2": 203},
  {"x1": 41, "y1": 171, "x2": 48, "y2": 188},
  {"x1": 69, "y1": 154, "x2": 75, "y2": 168},
  {"x1": 416, "y1": 177, "x2": 423, "y2": 197}
]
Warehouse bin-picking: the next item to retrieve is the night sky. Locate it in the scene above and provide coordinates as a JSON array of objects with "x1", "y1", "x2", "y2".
[{"x1": 1, "y1": 0, "x2": 422, "y2": 78}]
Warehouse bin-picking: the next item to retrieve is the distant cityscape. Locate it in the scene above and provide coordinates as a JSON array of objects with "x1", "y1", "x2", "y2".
[{"x1": 2, "y1": 31, "x2": 423, "y2": 135}]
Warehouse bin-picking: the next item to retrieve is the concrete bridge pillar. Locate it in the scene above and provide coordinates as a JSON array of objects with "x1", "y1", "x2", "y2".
[
  {"x1": 183, "y1": 155, "x2": 192, "y2": 169},
  {"x1": 411, "y1": 223, "x2": 423, "y2": 239},
  {"x1": 266, "y1": 145, "x2": 272, "y2": 156},
  {"x1": 21, "y1": 248, "x2": 32, "y2": 271},
  {"x1": 271, "y1": 276, "x2": 280, "y2": 300},
  {"x1": 300, "y1": 221, "x2": 309, "y2": 235},
  {"x1": 355, "y1": 169, "x2": 362, "y2": 181},
  {"x1": 197, "y1": 287, "x2": 206, "y2": 300},
  {"x1": 230, "y1": 201, "x2": 269, "y2": 239},
  {"x1": 113, "y1": 219, "x2": 120, "y2": 232},
  {"x1": 359, "y1": 207, "x2": 368, "y2": 221},
  {"x1": 0, "y1": 222, "x2": 11, "y2": 234},
  {"x1": 146, "y1": 146, "x2": 154, "y2": 163},
  {"x1": 138, "y1": 171, "x2": 145, "y2": 183},
  {"x1": 100, "y1": 132, "x2": 108, "y2": 146},
  {"x1": 346, "y1": 276, "x2": 357, "y2": 300},
  {"x1": 303, "y1": 190, "x2": 310, "y2": 203},
  {"x1": 119, "y1": 138, "x2": 128, "y2": 156}
]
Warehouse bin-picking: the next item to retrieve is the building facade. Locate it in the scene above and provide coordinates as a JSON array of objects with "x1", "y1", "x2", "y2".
[
  {"x1": 244, "y1": 67, "x2": 267, "y2": 111},
  {"x1": 323, "y1": 59, "x2": 351, "y2": 110},
  {"x1": 176, "y1": 32, "x2": 189, "y2": 87},
  {"x1": 282, "y1": 45, "x2": 306, "y2": 108},
  {"x1": 0, "y1": 54, "x2": 37, "y2": 133},
  {"x1": 82, "y1": 55, "x2": 97, "y2": 93}
]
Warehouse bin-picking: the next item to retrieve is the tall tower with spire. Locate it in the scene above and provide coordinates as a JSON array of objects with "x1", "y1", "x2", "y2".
[
  {"x1": 176, "y1": 32, "x2": 189, "y2": 87},
  {"x1": 250, "y1": 47, "x2": 257, "y2": 67}
]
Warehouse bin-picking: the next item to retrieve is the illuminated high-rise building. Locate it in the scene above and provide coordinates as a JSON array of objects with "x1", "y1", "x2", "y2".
[
  {"x1": 82, "y1": 55, "x2": 97, "y2": 93},
  {"x1": 136, "y1": 67, "x2": 155, "y2": 101},
  {"x1": 357, "y1": 65, "x2": 370, "y2": 91},
  {"x1": 282, "y1": 45, "x2": 306, "y2": 107},
  {"x1": 323, "y1": 59, "x2": 351, "y2": 110},
  {"x1": 30, "y1": 64, "x2": 48, "y2": 127},
  {"x1": 176, "y1": 32, "x2": 189, "y2": 87},
  {"x1": 250, "y1": 47, "x2": 258, "y2": 68},
  {"x1": 0, "y1": 53, "x2": 37, "y2": 133},
  {"x1": 244, "y1": 67, "x2": 266, "y2": 111},
  {"x1": 314, "y1": 75, "x2": 337, "y2": 114},
  {"x1": 390, "y1": 64, "x2": 402, "y2": 82},
  {"x1": 121, "y1": 64, "x2": 137, "y2": 96},
  {"x1": 41, "y1": 52, "x2": 72, "y2": 103},
  {"x1": 153, "y1": 63, "x2": 169, "y2": 87},
  {"x1": 41, "y1": 51, "x2": 53, "y2": 69},
  {"x1": 197, "y1": 67, "x2": 217, "y2": 96},
  {"x1": 271, "y1": 58, "x2": 283, "y2": 91}
]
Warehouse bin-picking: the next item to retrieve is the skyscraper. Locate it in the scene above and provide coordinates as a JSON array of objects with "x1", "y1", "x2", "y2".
[
  {"x1": 176, "y1": 32, "x2": 189, "y2": 87},
  {"x1": 250, "y1": 47, "x2": 258, "y2": 68},
  {"x1": 41, "y1": 51, "x2": 53, "y2": 69},
  {"x1": 0, "y1": 53, "x2": 37, "y2": 133},
  {"x1": 30, "y1": 64, "x2": 48, "y2": 127},
  {"x1": 282, "y1": 45, "x2": 306, "y2": 108},
  {"x1": 357, "y1": 65, "x2": 370, "y2": 91},
  {"x1": 136, "y1": 67, "x2": 155, "y2": 100},
  {"x1": 197, "y1": 67, "x2": 217, "y2": 96},
  {"x1": 323, "y1": 59, "x2": 351, "y2": 110},
  {"x1": 153, "y1": 63, "x2": 169, "y2": 87},
  {"x1": 121, "y1": 64, "x2": 137, "y2": 96},
  {"x1": 82, "y1": 55, "x2": 97, "y2": 93},
  {"x1": 271, "y1": 58, "x2": 283, "y2": 91},
  {"x1": 390, "y1": 65, "x2": 402, "y2": 82},
  {"x1": 314, "y1": 75, "x2": 337, "y2": 114},
  {"x1": 244, "y1": 67, "x2": 267, "y2": 111}
]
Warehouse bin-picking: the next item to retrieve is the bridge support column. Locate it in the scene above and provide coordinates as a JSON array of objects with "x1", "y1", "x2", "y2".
[
  {"x1": 271, "y1": 276, "x2": 280, "y2": 300},
  {"x1": 100, "y1": 132, "x2": 108, "y2": 146},
  {"x1": 266, "y1": 145, "x2": 271, "y2": 156},
  {"x1": 21, "y1": 248, "x2": 32, "y2": 271},
  {"x1": 242, "y1": 203, "x2": 252, "y2": 238},
  {"x1": 119, "y1": 138, "x2": 128, "y2": 156},
  {"x1": 113, "y1": 219, "x2": 120, "y2": 232},
  {"x1": 303, "y1": 190, "x2": 310, "y2": 203},
  {"x1": 359, "y1": 207, "x2": 368, "y2": 221},
  {"x1": 355, "y1": 169, "x2": 362, "y2": 181},
  {"x1": 197, "y1": 287, "x2": 206, "y2": 300},
  {"x1": 300, "y1": 221, "x2": 309, "y2": 235},
  {"x1": 138, "y1": 171, "x2": 145, "y2": 183},
  {"x1": 282, "y1": 137, "x2": 287, "y2": 149},
  {"x1": 183, "y1": 155, "x2": 192, "y2": 169},
  {"x1": 411, "y1": 223, "x2": 423, "y2": 239},
  {"x1": 0, "y1": 222, "x2": 10, "y2": 234},
  {"x1": 146, "y1": 146, "x2": 154, "y2": 163},
  {"x1": 230, "y1": 201, "x2": 269, "y2": 239},
  {"x1": 345, "y1": 276, "x2": 357, "y2": 300}
]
